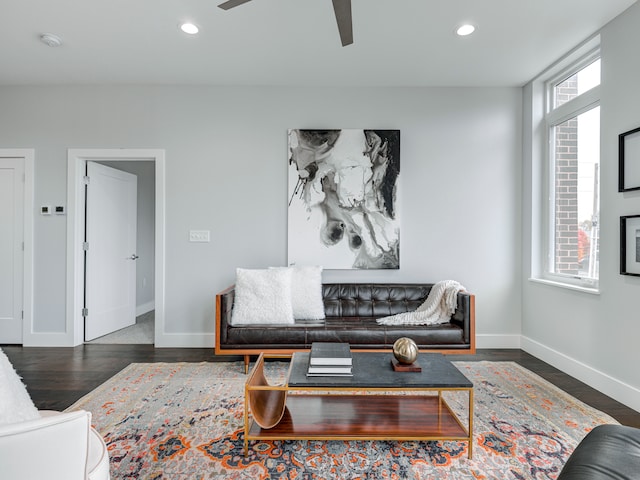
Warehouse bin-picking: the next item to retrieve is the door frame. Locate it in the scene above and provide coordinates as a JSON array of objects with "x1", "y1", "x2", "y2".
[
  {"x1": 67, "y1": 149, "x2": 165, "y2": 347},
  {"x1": 0, "y1": 149, "x2": 34, "y2": 345}
]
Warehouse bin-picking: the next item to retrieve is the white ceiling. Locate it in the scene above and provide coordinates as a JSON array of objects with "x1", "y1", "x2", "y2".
[{"x1": 0, "y1": 0, "x2": 636, "y2": 87}]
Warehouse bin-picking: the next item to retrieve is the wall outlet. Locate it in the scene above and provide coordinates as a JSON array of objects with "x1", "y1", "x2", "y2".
[{"x1": 189, "y1": 230, "x2": 210, "y2": 242}]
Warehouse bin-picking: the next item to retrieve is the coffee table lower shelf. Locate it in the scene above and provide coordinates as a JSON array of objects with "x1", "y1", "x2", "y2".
[{"x1": 245, "y1": 393, "x2": 472, "y2": 457}]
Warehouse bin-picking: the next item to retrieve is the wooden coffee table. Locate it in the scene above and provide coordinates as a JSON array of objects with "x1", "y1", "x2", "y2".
[{"x1": 244, "y1": 351, "x2": 474, "y2": 458}]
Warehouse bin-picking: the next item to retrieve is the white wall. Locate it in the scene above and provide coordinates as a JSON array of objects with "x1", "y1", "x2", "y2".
[
  {"x1": 522, "y1": 2, "x2": 640, "y2": 412},
  {"x1": 0, "y1": 85, "x2": 522, "y2": 347}
]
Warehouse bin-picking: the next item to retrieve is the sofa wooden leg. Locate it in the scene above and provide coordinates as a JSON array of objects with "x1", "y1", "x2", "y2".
[{"x1": 244, "y1": 355, "x2": 250, "y2": 374}]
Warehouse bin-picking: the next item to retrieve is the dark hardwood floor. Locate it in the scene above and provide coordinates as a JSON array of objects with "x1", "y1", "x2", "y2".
[{"x1": 2, "y1": 345, "x2": 639, "y2": 428}]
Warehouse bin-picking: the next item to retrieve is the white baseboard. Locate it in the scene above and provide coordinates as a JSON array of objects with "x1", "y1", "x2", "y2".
[
  {"x1": 22, "y1": 332, "x2": 75, "y2": 347},
  {"x1": 136, "y1": 301, "x2": 155, "y2": 317},
  {"x1": 476, "y1": 333, "x2": 521, "y2": 349},
  {"x1": 521, "y1": 336, "x2": 640, "y2": 414},
  {"x1": 154, "y1": 332, "x2": 214, "y2": 348},
  {"x1": 21, "y1": 329, "x2": 213, "y2": 348}
]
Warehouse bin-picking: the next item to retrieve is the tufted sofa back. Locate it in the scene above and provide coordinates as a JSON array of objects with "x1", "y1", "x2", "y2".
[{"x1": 322, "y1": 283, "x2": 431, "y2": 318}]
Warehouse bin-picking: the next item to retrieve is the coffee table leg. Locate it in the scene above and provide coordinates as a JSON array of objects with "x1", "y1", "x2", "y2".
[
  {"x1": 244, "y1": 384, "x2": 249, "y2": 457},
  {"x1": 468, "y1": 389, "x2": 474, "y2": 459},
  {"x1": 438, "y1": 391, "x2": 443, "y2": 429}
]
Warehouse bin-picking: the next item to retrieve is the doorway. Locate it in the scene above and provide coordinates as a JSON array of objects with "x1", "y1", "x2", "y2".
[
  {"x1": 0, "y1": 154, "x2": 32, "y2": 344},
  {"x1": 86, "y1": 160, "x2": 155, "y2": 344},
  {"x1": 84, "y1": 162, "x2": 140, "y2": 342},
  {"x1": 0, "y1": 150, "x2": 33, "y2": 346},
  {"x1": 66, "y1": 149, "x2": 165, "y2": 347}
]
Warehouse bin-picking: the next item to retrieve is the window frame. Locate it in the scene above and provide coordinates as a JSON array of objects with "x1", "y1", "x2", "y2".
[{"x1": 541, "y1": 48, "x2": 601, "y2": 290}]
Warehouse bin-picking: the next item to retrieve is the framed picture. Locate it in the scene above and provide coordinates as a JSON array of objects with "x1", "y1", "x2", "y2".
[
  {"x1": 287, "y1": 129, "x2": 400, "y2": 269},
  {"x1": 620, "y1": 215, "x2": 640, "y2": 276},
  {"x1": 618, "y1": 126, "x2": 640, "y2": 192}
]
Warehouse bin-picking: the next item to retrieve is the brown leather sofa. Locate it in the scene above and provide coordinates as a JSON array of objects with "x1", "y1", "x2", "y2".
[{"x1": 215, "y1": 283, "x2": 475, "y2": 372}]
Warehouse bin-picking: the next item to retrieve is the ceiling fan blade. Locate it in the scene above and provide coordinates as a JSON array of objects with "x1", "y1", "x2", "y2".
[
  {"x1": 218, "y1": 0, "x2": 252, "y2": 10},
  {"x1": 332, "y1": 0, "x2": 353, "y2": 46}
]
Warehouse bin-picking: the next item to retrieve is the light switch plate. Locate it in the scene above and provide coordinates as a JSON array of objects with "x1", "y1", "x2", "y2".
[{"x1": 189, "y1": 230, "x2": 210, "y2": 242}]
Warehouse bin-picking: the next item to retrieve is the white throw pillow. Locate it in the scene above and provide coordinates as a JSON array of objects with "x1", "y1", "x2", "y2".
[
  {"x1": 231, "y1": 268, "x2": 295, "y2": 325},
  {"x1": 285, "y1": 265, "x2": 325, "y2": 320},
  {"x1": 0, "y1": 348, "x2": 40, "y2": 425}
]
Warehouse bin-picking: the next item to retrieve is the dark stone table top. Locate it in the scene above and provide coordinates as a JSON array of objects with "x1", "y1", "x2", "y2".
[{"x1": 288, "y1": 352, "x2": 472, "y2": 389}]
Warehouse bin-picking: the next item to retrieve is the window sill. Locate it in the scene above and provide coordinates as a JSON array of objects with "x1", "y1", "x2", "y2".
[{"x1": 528, "y1": 277, "x2": 600, "y2": 295}]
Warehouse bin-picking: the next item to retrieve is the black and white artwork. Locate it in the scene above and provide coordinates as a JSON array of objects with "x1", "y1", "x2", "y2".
[
  {"x1": 288, "y1": 129, "x2": 400, "y2": 269},
  {"x1": 620, "y1": 215, "x2": 640, "y2": 276}
]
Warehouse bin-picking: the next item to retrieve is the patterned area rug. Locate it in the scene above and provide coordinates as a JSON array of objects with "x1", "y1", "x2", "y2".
[{"x1": 67, "y1": 361, "x2": 618, "y2": 479}]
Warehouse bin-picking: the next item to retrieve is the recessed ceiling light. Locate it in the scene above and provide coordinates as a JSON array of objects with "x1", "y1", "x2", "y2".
[
  {"x1": 179, "y1": 22, "x2": 199, "y2": 35},
  {"x1": 456, "y1": 24, "x2": 476, "y2": 36}
]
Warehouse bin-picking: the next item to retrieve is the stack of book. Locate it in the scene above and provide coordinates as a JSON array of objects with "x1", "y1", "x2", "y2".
[{"x1": 307, "y1": 342, "x2": 353, "y2": 376}]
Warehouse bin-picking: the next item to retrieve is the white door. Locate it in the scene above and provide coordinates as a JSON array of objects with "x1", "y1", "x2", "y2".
[
  {"x1": 85, "y1": 162, "x2": 137, "y2": 341},
  {"x1": 0, "y1": 159, "x2": 24, "y2": 344}
]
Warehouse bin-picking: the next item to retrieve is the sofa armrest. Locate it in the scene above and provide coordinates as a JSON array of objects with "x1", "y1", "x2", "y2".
[
  {"x1": 0, "y1": 410, "x2": 91, "y2": 480},
  {"x1": 451, "y1": 292, "x2": 475, "y2": 349},
  {"x1": 215, "y1": 284, "x2": 235, "y2": 352}
]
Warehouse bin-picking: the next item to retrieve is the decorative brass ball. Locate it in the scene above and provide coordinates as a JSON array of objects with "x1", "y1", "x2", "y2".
[{"x1": 393, "y1": 337, "x2": 419, "y2": 364}]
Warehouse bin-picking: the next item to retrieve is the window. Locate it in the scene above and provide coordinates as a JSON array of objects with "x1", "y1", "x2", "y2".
[{"x1": 544, "y1": 54, "x2": 600, "y2": 288}]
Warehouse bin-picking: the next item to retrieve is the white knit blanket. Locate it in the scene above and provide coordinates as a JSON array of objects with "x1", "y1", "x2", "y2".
[{"x1": 376, "y1": 280, "x2": 466, "y2": 326}]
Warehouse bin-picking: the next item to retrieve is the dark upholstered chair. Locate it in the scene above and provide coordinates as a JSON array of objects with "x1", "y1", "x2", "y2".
[{"x1": 557, "y1": 424, "x2": 640, "y2": 479}]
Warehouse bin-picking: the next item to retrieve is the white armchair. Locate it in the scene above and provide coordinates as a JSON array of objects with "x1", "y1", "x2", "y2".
[
  {"x1": 0, "y1": 348, "x2": 110, "y2": 480},
  {"x1": 0, "y1": 410, "x2": 110, "y2": 480}
]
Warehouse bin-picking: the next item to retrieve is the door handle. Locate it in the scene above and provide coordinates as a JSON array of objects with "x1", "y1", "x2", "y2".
[{"x1": 128, "y1": 254, "x2": 139, "y2": 260}]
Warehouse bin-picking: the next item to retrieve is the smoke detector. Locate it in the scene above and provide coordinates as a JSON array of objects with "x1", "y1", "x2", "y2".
[{"x1": 40, "y1": 33, "x2": 62, "y2": 47}]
